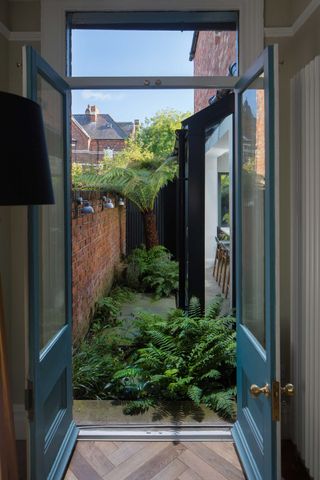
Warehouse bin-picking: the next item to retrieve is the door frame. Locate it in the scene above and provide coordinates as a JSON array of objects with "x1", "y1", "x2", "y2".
[
  {"x1": 178, "y1": 94, "x2": 235, "y2": 309},
  {"x1": 232, "y1": 45, "x2": 280, "y2": 480},
  {"x1": 41, "y1": 0, "x2": 263, "y2": 78},
  {"x1": 24, "y1": 46, "x2": 78, "y2": 480}
]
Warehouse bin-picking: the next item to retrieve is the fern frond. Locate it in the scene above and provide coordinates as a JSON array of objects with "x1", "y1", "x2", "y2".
[
  {"x1": 187, "y1": 385, "x2": 203, "y2": 405},
  {"x1": 188, "y1": 297, "x2": 201, "y2": 318},
  {"x1": 203, "y1": 388, "x2": 237, "y2": 421}
]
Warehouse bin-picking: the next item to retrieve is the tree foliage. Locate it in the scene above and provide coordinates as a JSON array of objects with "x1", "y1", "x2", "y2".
[
  {"x1": 137, "y1": 109, "x2": 191, "y2": 166},
  {"x1": 73, "y1": 158, "x2": 177, "y2": 213}
]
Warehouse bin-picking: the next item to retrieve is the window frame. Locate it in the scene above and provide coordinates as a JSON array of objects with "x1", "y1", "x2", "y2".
[{"x1": 41, "y1": 0, "x2": 264, "y2": 88}]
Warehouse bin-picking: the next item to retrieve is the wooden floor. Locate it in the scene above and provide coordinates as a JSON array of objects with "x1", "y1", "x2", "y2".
[{"x1": 64, "y1": 440, "x2": 245, "y2": 480}]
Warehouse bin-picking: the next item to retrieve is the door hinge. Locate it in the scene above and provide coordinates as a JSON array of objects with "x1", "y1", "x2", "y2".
[
  {"x1": 272, "y1": 380, "x2": 280, "y2": 422},
  {"x1": 25, "y1": 379, "x2": 34, "y2": 420}
]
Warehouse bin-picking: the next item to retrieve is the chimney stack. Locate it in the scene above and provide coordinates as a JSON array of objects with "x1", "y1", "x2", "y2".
[
  {"x1": 85, "y1": 105, "x2": 99, "y2": 122},
  {"x1": 133, "y1": 119, "x2": 140, "y2": 137}
]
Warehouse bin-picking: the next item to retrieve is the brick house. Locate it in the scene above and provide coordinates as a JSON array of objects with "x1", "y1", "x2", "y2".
[
  {"x1": 71, "y1": 104, "x2": 139, "y2": 164},
  {"x1": 190, "y1": 31, "x2": 237, "y2": 113}
]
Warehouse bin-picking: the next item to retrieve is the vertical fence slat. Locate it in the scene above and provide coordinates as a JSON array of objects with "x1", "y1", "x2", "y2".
[{"x1": 126, "y1": 181, "x2": 177, "y2": 255}]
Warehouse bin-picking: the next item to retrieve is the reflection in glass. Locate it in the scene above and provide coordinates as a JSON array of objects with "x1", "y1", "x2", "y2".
[
  {"x1": 37, "y1": 76, "x2": 66, "y2": 349},
  {"x1": 241, "y1": 85, "x2": 266, "y2": 347},
  {"x1": 204, "y1": 115, "x2": 233, "y2": 307}
]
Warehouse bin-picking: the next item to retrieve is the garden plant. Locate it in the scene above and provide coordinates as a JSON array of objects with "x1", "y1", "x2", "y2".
[{"x1": 73, "y1": 292, "x2": 236, "y2": 421}]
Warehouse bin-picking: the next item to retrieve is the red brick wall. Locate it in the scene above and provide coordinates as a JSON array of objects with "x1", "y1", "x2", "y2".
[
  {"x1": 72, "y1": 194, "x2": 126, "y2": 343},
  {"x1": 72, "y1": 120, "x2": 90, "y2": 150},
  {"x1": 194, "y1": 31, "x2": 237, "y2": 112},
  {"x1": 71, "y1": 132, "x2": 125, "y2": 164}
]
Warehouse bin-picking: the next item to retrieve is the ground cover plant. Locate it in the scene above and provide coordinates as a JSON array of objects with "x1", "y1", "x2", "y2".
[
  {"x1": 125, "y1": 245, "x2": 178, "y2": 298},
  {"x1": 73, "y1": 293, "x2": 237, "y2": 421}
]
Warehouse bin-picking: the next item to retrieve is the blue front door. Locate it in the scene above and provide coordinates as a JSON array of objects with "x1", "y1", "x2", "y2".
[
  {"x1": 233, "y1": 46, "x2": 280, "y2": 479},
  {"x1": 24, "y1": 46, "x2": 77, "y2": 479}
]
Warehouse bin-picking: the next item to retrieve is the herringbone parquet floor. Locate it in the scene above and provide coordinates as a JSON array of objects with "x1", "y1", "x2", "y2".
[{"x1": 64, "y1": 440, "x2": 245, "y2": 480}]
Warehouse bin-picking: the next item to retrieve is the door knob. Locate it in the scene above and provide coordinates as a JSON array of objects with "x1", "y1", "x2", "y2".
[
  {"x1": 281, "y1": 383, "x2": 295, "y2": 396},
  {"x1": 250, "y1": 384, "x2": 271, "y2": 397}
]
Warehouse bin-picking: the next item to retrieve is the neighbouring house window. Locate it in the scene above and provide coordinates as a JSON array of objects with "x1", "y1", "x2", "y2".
[
  {"x1": 218, "y1": 173, "x2": 230, "y2": 227},
  {"x1": 104, "y1": 147, "x2": 114, "y2": 158}
]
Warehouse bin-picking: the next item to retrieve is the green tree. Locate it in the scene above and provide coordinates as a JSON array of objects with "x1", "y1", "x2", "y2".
[
  {"x1": 137, "y1": 109, "x2": 190, "y2": 166},
  {"x1": 103, "y1": 109, "x2": 190, "y2": 170},
  {"x1": 73, "y1": 109, "x2": 190, "y2": 247},
  {"x1": 74, "y1": 158, "x2": 177, "y2": 249}
]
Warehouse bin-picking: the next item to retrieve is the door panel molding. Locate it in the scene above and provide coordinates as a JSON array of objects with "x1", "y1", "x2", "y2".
[
  {"x1": 24, "y1": 46, "x2": 78, "y2": 480},
  {"x1": 233, "y1": 45, "x2": 279, "y2": 480}
]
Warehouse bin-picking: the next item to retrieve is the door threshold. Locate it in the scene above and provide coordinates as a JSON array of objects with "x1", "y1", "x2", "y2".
[{"x1": 78, "y1": 426, "x2": 233, "y2": 441}]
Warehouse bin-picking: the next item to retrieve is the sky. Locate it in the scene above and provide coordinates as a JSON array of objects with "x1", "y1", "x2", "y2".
[{"x1": 71, "y1": 30, "x2": 195, "y2": 123}]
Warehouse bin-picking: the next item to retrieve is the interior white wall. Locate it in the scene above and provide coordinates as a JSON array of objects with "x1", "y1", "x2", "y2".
[
  {"x1": 205, "y1": 149, "x2": 218, "y2": 267},
  {"x1": 0, "y1": 1, "x2": 40, "y2": 442},
  {"x1": 205, "y1": 115, "x2": 232, "y2": 268}
]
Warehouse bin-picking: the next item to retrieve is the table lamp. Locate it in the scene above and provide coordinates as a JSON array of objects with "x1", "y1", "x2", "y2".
[{"x1": 0, "y1": 91, "x2": 54, "y2": 480}]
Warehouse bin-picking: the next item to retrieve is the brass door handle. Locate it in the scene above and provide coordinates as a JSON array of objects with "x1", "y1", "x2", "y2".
[
  {"x1": 281, "y1": 383, "x2": 295, "y2": 396},
  {"x1": 250, "y1": 384, "x2": 271, "y2": 397}
]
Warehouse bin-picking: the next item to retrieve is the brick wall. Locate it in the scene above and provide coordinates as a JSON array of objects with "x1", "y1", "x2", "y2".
[
  {"x1": 72, "y1": 193, "x2": 126, "y2": 343},
  {"x1": 194, "y1": 31, "x2": 237, "y2": 112},
  {"x1": 71, "y1": 118, "x2": 126, "y2": 164},
  {"x1": 72, "y1": 120, "x2": 90, "y2": 150}
]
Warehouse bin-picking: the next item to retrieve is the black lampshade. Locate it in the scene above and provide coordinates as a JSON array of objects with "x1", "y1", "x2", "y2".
[{"x1": 0, "y1": 91, "x2": 55, "y2": 205}]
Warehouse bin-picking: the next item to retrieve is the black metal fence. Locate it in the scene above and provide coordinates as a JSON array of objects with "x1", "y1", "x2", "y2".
[{"x1": 126, "y1": 180, "x2": 177, "y2": 257}]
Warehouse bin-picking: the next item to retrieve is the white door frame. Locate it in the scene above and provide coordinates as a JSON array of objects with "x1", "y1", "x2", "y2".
[{"x1": 41, "y1": 0, "x2": 264, "y2": 81}]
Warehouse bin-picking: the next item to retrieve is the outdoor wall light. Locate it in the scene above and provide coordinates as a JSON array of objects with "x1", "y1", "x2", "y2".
[
  {"x1": 118, "y1": 197, "x2": 125, "y2": 207},
  {"x1": 102, "y1": 196, "x2": 114, "y2": 209},
  {"x1": 81, "y1": 200, "x2": 94, "y2": 214}
]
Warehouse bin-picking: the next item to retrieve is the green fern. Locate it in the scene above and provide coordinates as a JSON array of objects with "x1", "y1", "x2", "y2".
[
  {"x1": 203, "y1": 388, "x2": 237, "y2": 421},
  {"x1": 188, "y1": 297, "x2": 201, "y2": 318},
  {"x1": 73, "y1": 294, "x2": 237, "y2": 421}
]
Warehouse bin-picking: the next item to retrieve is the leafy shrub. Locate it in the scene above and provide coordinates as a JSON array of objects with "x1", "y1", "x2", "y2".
[
  {"x1": 93, "y1": 287, "x2": 135, "y2": 327},
  {"x1": 73, "y1": 286, "x2": 135, "y2": 398},
  {"x1": 125, "y1": 245, "x2": 178, "y2": 298},
  {"x1": 73, "y1": 294, "x2": 236, "y2": 421},
  {"x1": 110, "y1": 296, "x2": 236, "y2": 420},
  {"x1": 73, "y1": 330, "x2": 130, "y2": 399}
]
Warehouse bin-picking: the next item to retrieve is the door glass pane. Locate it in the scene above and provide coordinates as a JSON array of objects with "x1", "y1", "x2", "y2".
[
  {"x1": 37, "y1": 75, "x2": 66, "y2": 349},
  {"x1": 205, "y1": 114, "x2": 233, "y2": 307},
  {"x1": 241, "y1": 78, "x2": 266, "y2": 347}
]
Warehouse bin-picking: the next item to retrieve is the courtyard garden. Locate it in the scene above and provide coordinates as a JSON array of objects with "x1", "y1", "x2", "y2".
[
  {"x1": 71, "y1": 110, "x2": 236, "y2": 422},
  {"x1": 72, "y1": 247, "x2": 236, "y2": 421}
]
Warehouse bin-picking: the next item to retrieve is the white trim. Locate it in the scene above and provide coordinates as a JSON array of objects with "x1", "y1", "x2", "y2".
[
  {"x1": 41, "y1": 0, "x2": 264, "y2": 77},
  {"x1": 0, "y1": 21, "x2": 40, "y2": 42},
  {"x1": 265, "y1": 0, "x2": 320, "y2": 38},
  {"x1": 264, "y1": 27, "x2": 293, "y2": 38},
  {"x1": 68, "y1": 76, "x2": 239, "y2": 90},
  {"x1": 13, "y1": 404, "x2": 27, "y2": 440},
  {"x1": 0, "y1": 21, "x2": 10, "y2": 40},
  {"x1": 78, "y1": 428, "x2": 233, "y2": 441}
]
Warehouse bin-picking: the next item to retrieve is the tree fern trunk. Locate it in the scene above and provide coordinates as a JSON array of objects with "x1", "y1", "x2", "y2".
[{"x1": 143, "y1": 210, "x2": 159, "y2": 249}]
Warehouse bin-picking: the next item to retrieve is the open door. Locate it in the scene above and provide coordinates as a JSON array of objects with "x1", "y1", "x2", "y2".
[
  {"x1": 24, "y1": 46, "x2": 77, "y2": 479},
  {"x1": 177, "y1": 93, "x2": 235, "y2": 310},
  {"x1": 177, "y1": 46, "x2": 280, "y2": 479},
  {"x1": 232, "y1": 46, "x2": 280, "y2": 480}
]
